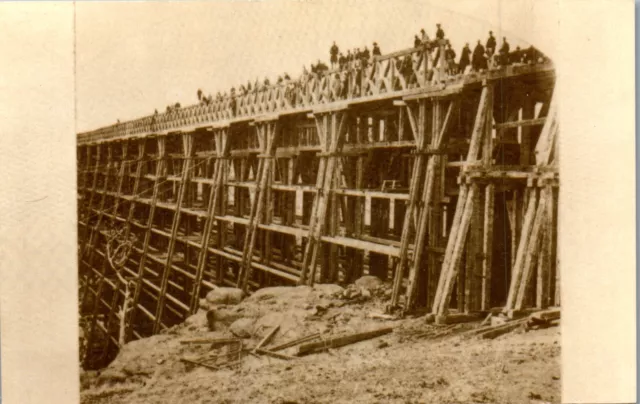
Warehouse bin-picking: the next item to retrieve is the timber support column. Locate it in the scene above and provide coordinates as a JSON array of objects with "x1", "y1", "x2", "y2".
[
  {"x1": 432, "y1": 83, "x2": 492, "y2": 318},
  {"x1": 238, "y1": 117, "x2": 279, "y2": 291},
  {"x1": 390, "y1": 100, "x2": 429, "y2": 309},
  {"x1": 404, "y1": 97, "x2": 454, "y2": 312},
  {"x1": 299, "y1": 107, "x2": 348, "y2": 286},
  {"x1": 190, "y1": 126, "x2": 230, "y2": 313},
  {"x1": 126, "y1": 137, "x2": 166, "y2": 338},
  {"x1": 154, "y1": 133, "x2": 194, "y2": 333}
]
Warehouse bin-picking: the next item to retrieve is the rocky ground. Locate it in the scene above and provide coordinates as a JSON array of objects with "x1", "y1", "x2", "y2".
[{"x1": 80, "y1": 277, "x2": 561, "y2": 404}]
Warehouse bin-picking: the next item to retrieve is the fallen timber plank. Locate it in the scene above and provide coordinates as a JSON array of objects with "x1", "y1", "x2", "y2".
[
  {"x1": 269, "y1": 333, "x2": 322, "y2": 352},
  {"x1": 434, "y1": 312, "x2": 485, "y2": 325},
  {"x1": 479, "y1": 320, "x2": 527, "y2": 339},
  {"x1": 296, "y1": 327, "x2": 393, "y2": 356},
  {"x1": 529, "y1": 308, "x2": 560, "y2": 323},
  {"x1": 180, "y1": 357, "x2": 241, "y2": 371},
  {"x1": 255, "y1": 325, "x2": 280, "y2": 352},
  {"x1": 462, "y1": 317, "x2": 529, "y2": 338},
  {"x1": 179, "y1": 337, "x2": 239, "y2": 345},
  {"x1": 254, "y1": 348, "x2": 296, "y2": 361}
]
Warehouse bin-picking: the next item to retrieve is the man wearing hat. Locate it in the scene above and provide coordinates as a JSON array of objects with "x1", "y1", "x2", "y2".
[
  {"x1": 435, "y1": 23, "x2": 445, "y2": 40},
  {"x1": 486, "y1": 31, "x2": 496, "y2": 56},
  {"x1": 372, "y1": 42, "x2": 381, "y2": 57},
  {"x1": 459, "y1": 42, "x2": 471, "y2": 74},
  {"x1": 420, "y1": 28, "x2": 430, "y2": 47},
  {"x1": 499, "y1": 37, "x2": 510, "y2": 66},
  {"x1": 330, "y1": 41, "x2": 339, "y2": 68}
]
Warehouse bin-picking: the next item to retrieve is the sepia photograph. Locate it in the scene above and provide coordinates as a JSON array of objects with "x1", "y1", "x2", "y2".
[
  {"x1": 75, "y1": 2, "x2": 560, "y2": 403},
  {"x1": 0, "y1": 1, "x2": 635, "y2": 404}
]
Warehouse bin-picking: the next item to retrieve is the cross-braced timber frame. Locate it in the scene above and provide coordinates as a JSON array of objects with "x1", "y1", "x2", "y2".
[{"x1": 77, "y1": 42, "x2": 558, "y2": 368}]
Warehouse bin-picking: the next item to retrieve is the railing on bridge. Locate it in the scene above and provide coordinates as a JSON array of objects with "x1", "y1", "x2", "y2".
[{"x1": 77, "y1": 40, "x2": 547, "y2": 145}]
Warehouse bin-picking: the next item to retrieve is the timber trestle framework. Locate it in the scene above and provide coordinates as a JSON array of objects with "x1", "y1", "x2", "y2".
[{"x1": 78, "y1": 42, "x2": 558, "y2": 368}]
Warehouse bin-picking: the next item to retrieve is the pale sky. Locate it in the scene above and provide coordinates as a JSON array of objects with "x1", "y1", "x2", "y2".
[{"x1": 75, "y1": 0, "x2": 559, "y2": 133}]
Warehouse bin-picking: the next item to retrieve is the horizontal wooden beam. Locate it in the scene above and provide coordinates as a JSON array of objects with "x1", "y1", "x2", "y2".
[
  {"x1": 494, "y1": 117, "x2": 546, "y2": 130},
  {"x1": 319, "y1": 235, "x2": 401, "y2": 257}
]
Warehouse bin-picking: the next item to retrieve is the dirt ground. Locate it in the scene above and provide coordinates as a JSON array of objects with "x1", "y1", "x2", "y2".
[{"x1": 80, "y1": 282, "x2": 560, "y2": 404}]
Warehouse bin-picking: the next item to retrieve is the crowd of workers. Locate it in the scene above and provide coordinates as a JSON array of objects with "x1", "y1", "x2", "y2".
[{"x1": 149, "y1": 24, "x2": 545, "y2": 120}]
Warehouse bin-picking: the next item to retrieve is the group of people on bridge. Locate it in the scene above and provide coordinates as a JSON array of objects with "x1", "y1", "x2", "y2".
[{"x1": 138, "y1": 24, "x2": 546, "y2": 124}]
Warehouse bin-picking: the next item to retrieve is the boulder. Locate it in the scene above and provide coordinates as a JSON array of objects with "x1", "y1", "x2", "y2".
[
  {"x1": 210, "y1": 307, "x2": 245, "y2": 327},
  {"x1": 312, "y1": 284, "x2": 344, "y2": 297},
  {"x1": 184, "y1": 310, "x2": 210, "y2": 331},
  {"x1": 96, "y1": 368, "x2": 128, "y2": 386},
  {"x1": 229, "y1": 318, "x2": 256, "y2": 338},
  {"x1": 206, "y1": 287, "x2": 245, "y2": 305},
  {"x1": 354, "y1": 275, "x2": 383, "y2": 291}
]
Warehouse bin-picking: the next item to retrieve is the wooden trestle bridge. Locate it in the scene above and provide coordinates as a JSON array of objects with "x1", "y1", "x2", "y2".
[{"x1": 77, "y1": 40, "x2": 558, "y2": 368}]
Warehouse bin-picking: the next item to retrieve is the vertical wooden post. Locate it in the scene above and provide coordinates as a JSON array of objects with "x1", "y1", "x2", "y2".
[
  {"x1": 390, "y1": 101, "x2": 427, "y2": 306},
  {"x1": 432, "y1": 84, "x2": 490, "y2": 316},
  {"x1": 520, "y1": 94, "x2": 534, "y2": 165},
  {"x1": 86, "y1": 145, "x2": 114, "y2": 259},
  {"x1": 99, "y1": 144, "x2": 132, "y2": 356},
  {"x1": 405, "y1": 99, "x2": 456, "y2": 311},
  {"x1": 464, "y1": 185, "x2": 482, "y2": 312},
  {"x1": 504, "y1": 187, "x2": 538, "y2": 311},
  {"x1": 190, "y1": 128, "x2": 230, "y2": 313},
  {"x1": 326, "y1": 168, "x2": 340, "y2": 282},
  {"x1": 553, "y1": 186, "x2": 560, "y2": 306},
  {"x1": 514, "y1": 188, "x2": 547, "y2": 310},
  {"x1": 436, "y1": 183, "x2": 478, "y2": 315},
  {"x1": 481, "y1": 183, "x2": 495, "y2": 311},
  {"x1": 300, "y1": 109, "x2": 347, "y2": 285},
  {"x1": 127, "y1": 137, "x2": 166, "y2": 338},
  {"x1": 153, "y1": 134, "x2": 193, "y2": 333},
  {"x1": 238, "y1": 119, "x2": 278, "y2": 290},
  {"x1": 120, "y1": 141, "x2": 146, "y2": 342}
]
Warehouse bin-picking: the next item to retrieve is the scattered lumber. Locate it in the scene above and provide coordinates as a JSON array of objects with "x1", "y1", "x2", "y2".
[
  {"x1": 526, "y1": 309, "x2": 560, "y2": 329},
  {"x1": 254, "y1": 325, "x2": 280, "y2": 352},
  {"x1": 179, "y1": 337, "x2": 238, "y2": 345},
  {"x1": 413, "y1": 324, "x2": 458, "y2": 339},
  {"x1": 461, "y1": 317, "x2": 529, "y2": 338},
  {"x1": 505, "y1": 307, "x2": 541, "y2": 320},
  {"x1": 435, "y1": 312, "x2": 485, "y2": 325},
  {"x1": 479, "y1": 320, "x2": 526, "y2": 339},
  {"x1": 269, "y1": 332, "x2": 321, "y2": 352},
  {"x1": 254, "y1": 348, "x2": 296, "y2": 361},
  {"x1": 530, "y1": 308, "x2": 560, "y2": 322},
  {"x1": 180, "y1": 357, "x2": 241, "y2": 371},
  {"x1": 368, "y1": 312, "x2": 398, "y2": 321},
  {"x1": 460, "y1": 309, "x2": 561, "y2": 340},
  {"x1": 297, "y1": 327, "x2": 393, "y2": 356}
]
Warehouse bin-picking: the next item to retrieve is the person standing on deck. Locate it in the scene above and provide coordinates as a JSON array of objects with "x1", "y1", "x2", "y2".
[
  {"x1": 414, "y1": 34, "x2": 421, "y2": 48},
  {"x1": 435, "y1": 23, "x2": 445, "y2": 41},
  {"x1": 330, "y1": 41, "x2": 339, "y2": 68},
  {"x1": 420, "y1": 29, "x2": 430, "y2": 48},
  {"x1": 499, "y1": 37, "x2": 510, "y2": 65},
  {"x1": 459, "y1": 43, "x2": 471, "y2": 74},
  {"x1": 362, "y1": 46, "x2": 370, "y2": 62},
  {"x1": 338, "y1": 52, "x2": 346, "y2": 70},
  {"x1": 486, "y1": 31, "x2": 496, "y2": 56},
  {"x1": 372, "y1": 42, "x2": 381, "y2": 57},
  {"x1": 445, "y1": 42, "x2": 457, "y2": 74},
  {"x1": 472, "y1": 40, "x2": 486, "y2": 71}
]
